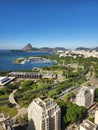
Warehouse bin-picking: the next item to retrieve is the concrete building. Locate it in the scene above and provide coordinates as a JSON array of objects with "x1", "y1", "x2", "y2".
[
  {"x1": 59, "y1": 50, "x2": 98, "y2": 58},
  {"x1": 95, "y1": 108, "x2": 98, "y2": 125},
  {"x1": 0, "y1": 76, "x2": 15, "y2": 86},
  {"x1": 42, "y1": 73, "x2": 57, "y2": 79},
  {"x1": 80, "y1": 119, "x2": 98, "y2": 130},
  {"x1": 28, "y1": 96, "x2": 61, "y2": 130},
  {"x1": 9, "y1": 72, "x2": 42, "y2": 79},
  {"x1": 0, "y1": 77, "x2": 9, "y2": 84},
  {"x1": 0, "y1": 113, "x2": 12, "y2": 130},
  {"x1": 79, "y1": 106, "x2": 98, "y2": 130},
  {"x1": 76, "y1": 86, "x2": 94, "y2": 108}
]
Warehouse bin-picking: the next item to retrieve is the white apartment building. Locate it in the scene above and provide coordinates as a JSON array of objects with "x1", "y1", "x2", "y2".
[
  {"x1": 28, "y1": 96, "x2": 61, "y2": 130},
  {"x1": 79, "y1": 106, "x2": 98, "y2": 130},
  {"x1": 76, "y1": 86, "x2": 94, "y2": 108},
  {"x1": 59, "y1": 50, "x2": 98, "y2": 58},
  {"x1": 80, "y1": 119, "x2": 98, "y2": 130},
  {"x1": 95, "y1": 108, "x2": 98, "y2": 125}
]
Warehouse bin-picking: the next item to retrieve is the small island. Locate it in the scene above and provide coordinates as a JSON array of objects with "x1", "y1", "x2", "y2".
[{"x1": 13, "y1": 56, "x2": 52, "y2": 64}]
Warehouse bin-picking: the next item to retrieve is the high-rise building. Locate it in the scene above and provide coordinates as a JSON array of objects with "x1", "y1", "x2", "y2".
[
  {"x1": 76, "y1": 86, "x2": 94, "y2": 108},
  {"x1": 28, "y1": 96, "x2": 61, "y2": 130}
]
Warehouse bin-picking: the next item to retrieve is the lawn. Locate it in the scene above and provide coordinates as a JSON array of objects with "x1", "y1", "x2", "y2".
[
  {"x1": 0, "y1": 105, "x2": 18, "y2": 117},
  {"x1": 0, "y1": 94, "x2": 9, "y2": 106},
  {"x1": 0, "y1": 94, "x2": 9, "y2": 99},
  {"x1": 0, "y1": 94, "x2": 18, "y2": 117}
]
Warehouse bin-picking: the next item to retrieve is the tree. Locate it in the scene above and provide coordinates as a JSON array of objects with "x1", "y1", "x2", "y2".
[
  {"x1": 64, "y1": 102, "x2": 87, "y2": 125},
  {"x1": 64, "y1": 92, "x2": 76, "y2": 101}
]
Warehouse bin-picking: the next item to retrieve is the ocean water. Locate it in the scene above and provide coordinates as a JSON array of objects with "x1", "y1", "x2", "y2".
[{"x1": 0, "y1": 50, "x2": 54, "y2": 72}]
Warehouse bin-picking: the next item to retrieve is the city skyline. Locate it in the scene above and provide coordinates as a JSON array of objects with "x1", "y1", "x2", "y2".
[{"x1": 0, "y1": 0, "x2": 98, "y2": 49}]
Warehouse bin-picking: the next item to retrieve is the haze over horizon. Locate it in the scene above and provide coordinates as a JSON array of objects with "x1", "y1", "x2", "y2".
[{"x1": 0, "y1": 0, "x2": 98, "y2": 49}]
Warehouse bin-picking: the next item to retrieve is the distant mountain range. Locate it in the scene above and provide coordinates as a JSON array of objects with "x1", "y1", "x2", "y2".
[
  {"x1": 76, "y1": 47, "x2": 91, "y2": 51},
  {"x1": 76, "y1": 47, "x2": 98, "y2": 51},
  {"x1": 93, "y1": 47, "x2": 98, "y2": 51},
  {"x1": 21, "y1": 44, "x2": 98, "y2": 52},
  {"x1": 22, "y1": 43, "x2": 66, "y2": 52}
]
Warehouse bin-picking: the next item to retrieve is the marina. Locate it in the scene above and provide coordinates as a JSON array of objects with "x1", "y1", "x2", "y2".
[
  {"x1": 0, "y1": 50, "x2": 55, "y2": 72},
  {"x1": 16, "y1": 57, "x2": 52, "y2": 65}
]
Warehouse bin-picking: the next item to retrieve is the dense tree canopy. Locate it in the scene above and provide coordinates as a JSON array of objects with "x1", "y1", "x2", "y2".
[
  {"x1": 56, "y1": 99, "x2": 87, "y2": 129},
  {"x1": 65, "y1": 102, "x2": 87, "y2": 124}
]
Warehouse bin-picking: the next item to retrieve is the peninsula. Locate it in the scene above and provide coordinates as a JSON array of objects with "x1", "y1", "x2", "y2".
[{"x1": 13, "y1": 56, "x2": 53, "y2": 64}]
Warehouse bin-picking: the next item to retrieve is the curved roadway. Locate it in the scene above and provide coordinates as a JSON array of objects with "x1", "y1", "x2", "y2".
[{"x1": 9, "y1": 89, "x2": 27, "y2": 119}]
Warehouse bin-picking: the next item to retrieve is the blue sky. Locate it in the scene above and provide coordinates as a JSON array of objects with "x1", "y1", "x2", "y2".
[{"x1": 0, "y1": 0, "x2": 98, "y2": 49}]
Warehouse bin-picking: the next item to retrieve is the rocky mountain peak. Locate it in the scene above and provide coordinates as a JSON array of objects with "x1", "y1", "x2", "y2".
[{"x1": 22, "y1": 43, "x2": 32, "y2": 51}]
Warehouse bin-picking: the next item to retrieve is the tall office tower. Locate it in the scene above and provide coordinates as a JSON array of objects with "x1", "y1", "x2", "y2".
[
  {"x1": 28, "y1": 96, "x2": 61, "y2": 130},
  {"x1": 76, "y1": 86, "x2": 94, "y2": 108}
]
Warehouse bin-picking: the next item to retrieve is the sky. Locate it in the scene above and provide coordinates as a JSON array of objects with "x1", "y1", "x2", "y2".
[{"x1": 0, "y1": 0, "x2": 98, "y2": 49}]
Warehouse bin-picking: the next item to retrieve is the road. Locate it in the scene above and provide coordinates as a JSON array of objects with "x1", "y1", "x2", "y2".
[{"x1": 59, "y1": 65, "x2": 98, "y2": 100}]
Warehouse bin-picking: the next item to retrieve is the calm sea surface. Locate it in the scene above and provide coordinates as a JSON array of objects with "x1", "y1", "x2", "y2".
[{"x1": 0, "y1": 50, "x2": 54, "y2": 72}]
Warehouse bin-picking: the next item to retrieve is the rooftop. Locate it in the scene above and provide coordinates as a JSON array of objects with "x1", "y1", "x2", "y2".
[
  {"x1": 34, "y1": 96, "x2": 54, "y2": 109},
  {"x1": 0, "y1": 76, "x2": 9, "y2": 81},
  {"x1": 40, "y1": 95, "x2": 48, "y2": 101},
  {"x1": 9, "y1": 71, "x2": 41, "y2": 76},
  {"x1": 80, "y1": 120, "x2": 97, "y2": 130},
  {"x1": 78, "y1": 86, "x2": 90, "y2": 96},
  {"x1": 0, "y1": 77, "x2": 15, "y2": 86}
]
